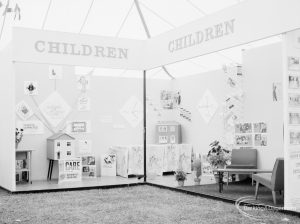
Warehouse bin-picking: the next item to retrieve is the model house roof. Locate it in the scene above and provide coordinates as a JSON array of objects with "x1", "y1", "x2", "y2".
[{"x1": 47, "y1": 132, "x2": 75, "y2": 141}]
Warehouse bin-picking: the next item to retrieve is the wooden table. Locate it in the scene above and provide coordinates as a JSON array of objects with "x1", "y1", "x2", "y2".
[
  {"x1": 15, "y1": 149, "x2": 35, "y2": 184},
  {"x1": 213, "y1": 168, "x2": 272, "y2": 193}
]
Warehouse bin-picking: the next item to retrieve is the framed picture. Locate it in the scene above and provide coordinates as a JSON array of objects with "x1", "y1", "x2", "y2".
[
  {"x1": 288, "y1": 57, "x2": 300, "y2": 71},
  {"x1": 24, "y1": 81, "x2": 38, "y2": 95},
  {"x1": 289, "y1": 75, "x2": 300, "y2": 89},
  {"x1": 289, "y1": 93, "x2": 300, "y2": 107},
  {"x1": 235, "y1": 123, "x2": 252, "y2": 133},
  {"x1": 16, "y1": 100, "x2": 34, "y2": 120},
  {"x1": 235, "y1": 134, "x2": 253, "y2": 147},
  {"x1": 253, "y1": 122, "x2": 267, "y2": 133},
  {"x1": 290, "y1": 131, "x2": 300, "y2": 145},
  {"x1": 254, "y1": 134, "x2": 267, "y2": 146},
  {"x1": 289, "y1": 112, "x2": 300, "y2": 125}
]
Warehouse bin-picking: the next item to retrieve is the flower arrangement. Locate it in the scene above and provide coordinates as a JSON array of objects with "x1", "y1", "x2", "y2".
[
  {"x1": 15, "y1": 128, "x2": 23, "y2": 148},
  {"x1": 207, "y1": 140, "x2": 231, "y2": 168},
  {"x1": 175, "y1": 169, "x2": 187, "y2": 181}
]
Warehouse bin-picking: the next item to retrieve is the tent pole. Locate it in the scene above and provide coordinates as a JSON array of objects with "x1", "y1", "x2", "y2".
[{"x1": 143, "y1": 70, "x2": 147, "y2": 182}]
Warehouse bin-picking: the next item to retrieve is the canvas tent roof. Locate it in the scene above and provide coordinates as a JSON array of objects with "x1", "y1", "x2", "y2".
[{"x1": 0, "y1": 0, "x2": 282, "y2": 78}]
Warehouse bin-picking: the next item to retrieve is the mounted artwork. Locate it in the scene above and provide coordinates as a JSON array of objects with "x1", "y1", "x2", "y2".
[
  {"x1": 24, "y1": 81, "x2": 38, "y2": 95},
  {"x1": 197, "y1": 90, "x2": 218, "y2": 123},
  {"x1": 235, "y1": 134, "x2": 253, "y2": 147},
  {"x1": 128, "y1": 146, "x2": 143, "y2": 176},
  {"x1": 289, "y1": 75, "x2": 300, "y2": 89},
  {"x1": 254, "y1": 134, "x2": 267, "y2": 146},
  {"x1": 147, "y1": 145, "x2": 164, "y2": 176},
  {"x1": 48, "y1": 65, "x2": 62, "y2": 79},
  {"x1": 100, "y1": 154, "x2": 116, "y2": 177},
  {"x1": 39, "y1": 91, "x2": 71, "y2": 127},
  {"x1": 78, "y1": 139, "x2": 92, "y2": 154},
  {"x1": 120, "y1": 96, "x2": 143, "y2": 128},
  {"x1": 16, "y1": 100, "x2": 33, "y2": 120},
  {"x1": 77, "y1": 95, "x2": 90, "y2": 111},
  {"x1": 77, "y1": 75, "x2": 90, "y2": 92},
  {"x1": 160, "y1": 90, "x2": 181, "y2": 109},
  {"x1": 288, "y1": 57, "x2": 300, "y2": 71},
  {"x1": 82, "y1": 156, "x2": 96, "y2": 178},
  {"x1": 109, "y1": 146, "x2": 128, "y2": 178}
]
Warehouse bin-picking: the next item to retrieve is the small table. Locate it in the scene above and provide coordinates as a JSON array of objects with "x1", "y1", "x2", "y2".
[
  {"x1": 213, "y1": 168, "x2": 272, "y2": 193},
  {"x1": 15, "y1": 149, "x2": 35, "y2": 184}
]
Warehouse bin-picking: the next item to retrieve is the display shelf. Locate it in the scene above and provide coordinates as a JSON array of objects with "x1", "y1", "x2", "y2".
[{"x1": 15, "y1": 149, "x2": 35, "y2": 184}]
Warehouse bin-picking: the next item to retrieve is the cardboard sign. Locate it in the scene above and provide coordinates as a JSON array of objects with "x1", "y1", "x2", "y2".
[{"x1": 58, "y1": 158, "x2": 82, "y2": 183}]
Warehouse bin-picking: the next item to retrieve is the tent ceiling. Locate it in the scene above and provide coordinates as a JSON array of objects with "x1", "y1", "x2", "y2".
[{"x1": 1, "y1": 0, "x2": 282, "y2": 78}]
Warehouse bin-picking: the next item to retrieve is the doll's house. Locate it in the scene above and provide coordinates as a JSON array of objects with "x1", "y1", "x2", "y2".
[{"x1": 47, "y1": 133, "x2": 76, "y2": 160}]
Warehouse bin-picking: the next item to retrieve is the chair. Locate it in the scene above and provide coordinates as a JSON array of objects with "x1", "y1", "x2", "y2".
[
  {"x1": 226, "y1": 148, "x2": 257, "y2": 184},
  {"x1": 252, "y1": 158, "x2": 284, "y2": 205}
]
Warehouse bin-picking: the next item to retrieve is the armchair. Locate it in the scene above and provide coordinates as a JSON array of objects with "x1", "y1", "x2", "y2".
[{"x1": 252, "y1": 158, "x2": 284, "y2": 205}]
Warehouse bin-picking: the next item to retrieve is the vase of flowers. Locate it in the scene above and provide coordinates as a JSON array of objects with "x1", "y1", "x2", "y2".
[
  {"x1": 207, "y1": 141, "x2": 231, "y2": 183},
  {"x1": 175, "y1": 169, "x2": 187, "y2": 187},
  {"x1": 192, "y1": 158, "x2": 202, "y2": 185},
  {"x1": 15, "y1": 128, "x2": 23, "y2": 149}
]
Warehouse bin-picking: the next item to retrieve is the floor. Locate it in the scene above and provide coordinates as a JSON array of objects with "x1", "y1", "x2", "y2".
[{"x1": 15, "y1": 176, "x2": 143, "y2": 193}]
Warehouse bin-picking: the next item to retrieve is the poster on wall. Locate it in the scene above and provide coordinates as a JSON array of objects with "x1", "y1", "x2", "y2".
[
  {"x1": 272, "y1": 82, "x2": 282, "y2": 101},
  {"x1": 289, "y1": 93, "x2": 300, "y2": 107},
  {"x1": 163, "y1": 144, "x2": 179, "y2": 172},
  {"x1": 160, "y1": 90, "x2": 181, "y2": 109},
  {"x1": 120, "y1": 96, "x2": 143, "y2": 128},
  {"x1": 49, "y1": 65, "x2": 63, "y2": 79},
  {"x1": 24, "y1": 81, "x2": 38, "y2": 95},
  {"x1": 109, "y1": 146, "x2": 128, "y2": 178},
  {"x1": 289, "y1": 112, "x2": 300, "y2": 125},
  {"x1": 254, "y1": 134, "x2": 267, "y2": 146},
  {"x1": 201, "y1": 155, "x2": 213, "y2": 176},
  {"x1": 16, "y1": 100, "x2": 34, "y2": 120},
  {"x1": 58, "y1": 158, "x2": 82, "y2": 183},
  {"x1": 77, "y1": 75, "x2": 90, "y2": 92},
  {"x1": 147, "y1": 145, "x2": 164, "y2": 176},
  {"x1": 235, "y1": 134, "x2": 253, "y2": 147},
  {"x1": 100, "y1": 154, "x2": 116, "y2": 176},
  {"x1": 197, "y1": 90, "x2": 218, "y2": 123},
  {"x1": 253, "y1": 122, "x2": 267, "y2": 133},
  {"x1": 288, "y1": 57, "x2": 300, "y2": 71},
  {"x1": 82, "y1": 156, "x2": 96, "y2": 178},
  {"x1": 39, "y1": 92, "x2": 71, "y2": 127},
  {"x1": 17, "y1": 120, "x2": 44, "y2": 135},
  {"x1": 290, "y1": 131, "x2": 300, "y2": 145},
  {"x1": 77, "y1": 95, "x2": 91, "y2": 111},
  {"x1": 235, "y1": 123, "x2": 252, "y2": 133},
  {"x1": 78, "y1": 139, "x2": 92, "y2": 154},
  {"x1": 128, "y1": 146, "x2": 143, "y2": 176},
  {"x1": 289, "y1": 75, "x2": 300, "y2": 89}
]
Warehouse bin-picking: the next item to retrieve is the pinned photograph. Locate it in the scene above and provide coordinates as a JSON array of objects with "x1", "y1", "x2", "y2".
[
  {"x1": 289, "y1": 75, "x2": 300, "y2": 89},
  {"x1": 49, "y1": 65, "x2": 62, "y2": 79},
  {"x1": 160, "y1": 90, "x2": 181, "y2": 109},
  {"x1": 16, "y1": 100, "x2": 34, "y2": 120},
  {"x1": 254, "y1": 134, "x2": 267, "y2": 146},
  {"x1": 235, "y1": 134, "x2": 253, "y2": 147},
  {"x1": 290, "y1": 131, "x2": 300, "y2": 145},
  {"x1": 289, "y1": 112, "x2": 300, "y2": 125},
  {"x1": 235, "y1": 123, "x2": 252, "y2": 133},
  {"x1": 288, "y1": 57, "x2": 300, "y2": 71},
  {"x1": 253, "y1": 122, "x2": 267, "y2": 133},
  {"x1": 24, "y1": 81, "x2": 38, "y2": 95},
  {"x1": 289, "y1": 93, "x2": 300, "y2": 107}
]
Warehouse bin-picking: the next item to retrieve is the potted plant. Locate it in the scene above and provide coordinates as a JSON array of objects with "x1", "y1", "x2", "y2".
[
  {"x1": 207, "y1": 141, "x2": 231, "y2": 182},
  {"x1": 192, "y1": 158, "x2": 202, "y2": 185},
  {"x1": 15, "y1": 128, "x2": 23, "y2": 149},
  {"x1": 175, "y1": 169, "x2": 187, "y2": 187}
]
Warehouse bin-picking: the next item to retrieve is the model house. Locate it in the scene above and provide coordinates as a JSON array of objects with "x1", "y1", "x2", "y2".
[{"x1": 47, "y1": 133, "x2": 76, "y2": 160}]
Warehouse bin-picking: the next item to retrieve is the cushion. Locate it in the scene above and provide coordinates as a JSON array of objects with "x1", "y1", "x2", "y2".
[{"x1": 253, "y1": 173, "x2": 272, "y2": 189}]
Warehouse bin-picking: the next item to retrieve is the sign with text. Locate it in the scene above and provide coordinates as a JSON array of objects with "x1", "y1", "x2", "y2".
[
  {"x1": 12, "y1": 27, "x2": 146, "y2": 70},
  {"x1": 58, "y1": 158, "x2": 82, "y2": 183}
]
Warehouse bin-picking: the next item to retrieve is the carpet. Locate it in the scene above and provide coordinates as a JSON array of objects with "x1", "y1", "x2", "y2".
[
  {"x1": 0, "y1": 185, "x2": 298, "y2": 224},
  {"x1": 180, "y1": 178, "x2": 284, "y2": 206}
]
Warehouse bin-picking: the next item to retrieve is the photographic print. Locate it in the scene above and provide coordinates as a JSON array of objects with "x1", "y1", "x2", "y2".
[
  {"x1": 49, "y1": 65, "x2": 62, "y2": 79},
  {"x1": 272, "y1": 82, "x2": 282, "y2": 101},
  {"x1": 289, "y1": 75, "x2": 300, "y2": 89},
  {"x1": 290, "y1": 131, "x2": 300, "y2": 145},
  {"x1": 254, "y1": 134, "x2": 267, "y2": 146},
  {"x1": 288, "y1": 57, "x2": 300, "y2": 71},
  {"x1": 160, "y1": 90, "x2": 181, "y2": 109},
  {"x1": 24, "y1": 81, "x2": 38, "y2": 95},
  {"x1": 16, "y1": 100, "x2": 34, "y2": 120},
  {"x1": 289, "y1": 112, "x2": 300, "y2": 125},
  {"x1": 235, "y1": 123, "x2": 252, "y2": 133},
  {"x1": 235, "y1": 134, "x2": 253, "y2": 147},
  {"x1": 253, "y1": 122, "x2": 267, "y2": 133},
  {"x1": 289, "y1": 93, "x2": 300, "y2": 107}
]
